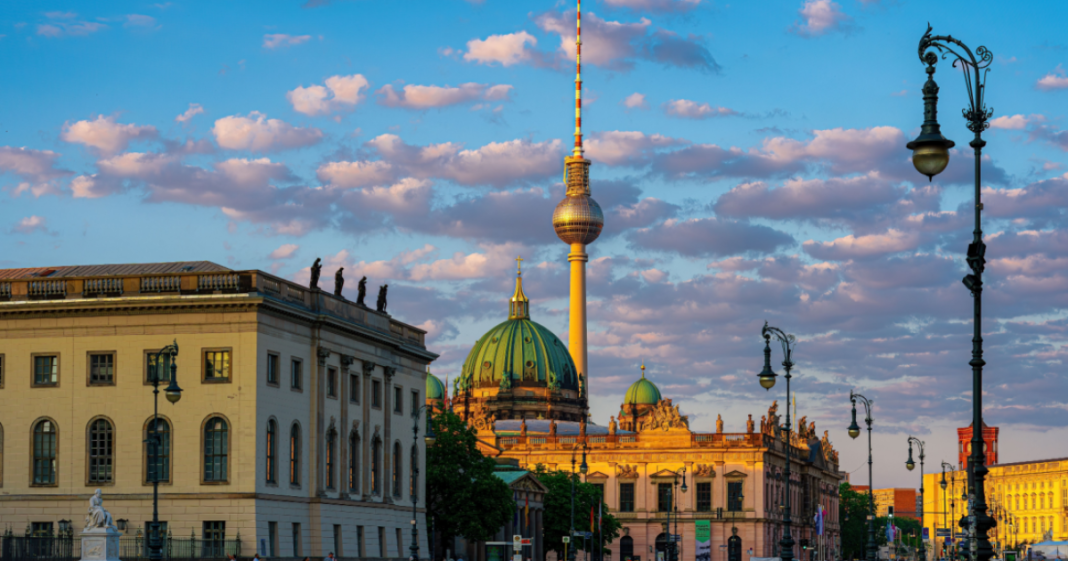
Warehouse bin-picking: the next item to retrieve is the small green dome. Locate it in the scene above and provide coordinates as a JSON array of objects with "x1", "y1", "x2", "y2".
[
  {"x1": 623, "y1": 365, "x2": 661, "y2": 405},
  {"x1": 426, "y1": 372, "x2": 445, "y2": 400},
  {"x1": 461, "y1": 318, "x2": 578, "y2": 391}
]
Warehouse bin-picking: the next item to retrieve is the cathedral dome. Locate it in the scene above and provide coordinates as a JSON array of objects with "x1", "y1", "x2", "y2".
[
  {"x1": 426, "y1": 372, "x2": 445, "y2": 401},
  {"x1": 623, "y1": 364, "x2": 661, "y2": 405}
]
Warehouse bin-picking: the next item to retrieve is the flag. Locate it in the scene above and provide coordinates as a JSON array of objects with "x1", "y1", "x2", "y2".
[
  {"x1": 815, "y1": 505, "x2": 824, "y2": 536},
  {"x1": 886, "y1": 518, "x2": 893, "y2": 542},
  {"x1": 590, "y1": 505, "x2": 595, "y2": 532}
]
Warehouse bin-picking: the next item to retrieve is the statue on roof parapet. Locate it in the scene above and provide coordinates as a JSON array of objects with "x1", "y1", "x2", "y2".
[
  {"x1": 310, "y1": 258, "x2": 322, "y2": 290},
  {"x1": 334, "y1": 268, "x2": 345, "y2": 297},
  {"x1": 356, "y1": 276, "x2": 367, "y2": 307},
  {"x1": 376, "y1": 284, "x2": 388, "y2": 313}
]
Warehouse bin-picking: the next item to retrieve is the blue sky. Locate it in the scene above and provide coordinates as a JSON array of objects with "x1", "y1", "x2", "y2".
[{"x1": 3, "y1": 0, "x2": 1068, "y2": 487}]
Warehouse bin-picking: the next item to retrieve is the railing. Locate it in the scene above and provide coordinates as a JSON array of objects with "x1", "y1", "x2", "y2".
[
  {"x1": 27, "y1": 280, "x2": 66, "y2": 298},
  {"x1": 141, "y1": 276, "x2": 181, "y2": 293},
  {"x1": 198, "y1": 274, "x2": 240, "y2": 292},
  {"x1": 0, "y1": 535, "x2": 242, "y2": 561},
  {"x1": 84, "y1": 278, "x2": 123, "y2": 296}
]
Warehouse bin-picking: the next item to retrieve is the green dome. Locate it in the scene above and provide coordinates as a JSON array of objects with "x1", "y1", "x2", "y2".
[
  {"x1": 623, "y1": 367, "x2": 661, "y2": 405},
  {"x1": 461, "y1": 317, "x2": 578, "y2": 391},
  {"x1": 426, "y1": 372, "x2": 445, "y2": 400}
]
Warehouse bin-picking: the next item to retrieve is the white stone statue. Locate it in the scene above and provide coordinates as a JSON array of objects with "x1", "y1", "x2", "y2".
[{"x1": 84, "y1": 489, "x2": 116, "y2": 531}]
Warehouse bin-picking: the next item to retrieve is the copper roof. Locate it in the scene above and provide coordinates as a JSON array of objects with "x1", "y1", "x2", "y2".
[{"x1": 0, "y1": 261, "x2": 230, "y2": 280}]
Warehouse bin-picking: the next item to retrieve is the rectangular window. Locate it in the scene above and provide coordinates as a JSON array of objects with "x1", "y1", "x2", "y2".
[
  {"x1": 728, "y1": 481, "x2": 744, "y2": 512},
  {"x1": 202, "y1": 521, "x2": 226, "y2": 558},
  {"x1": 411, "y1": 390, "x2": 420, "y2": 415},
  {"x1": 89, "y1": 352, "x2": 115, "y2": 385},
  {"x1": 350, "y1": 374, "x2": 360, "y2": 403},
  {"x1": 357, "y1": 526, "x2": 364, "y2": 558},
  {"x1": 697, "y1": 482, "x2": 712, "y2": 512},
  {"x1": 291, "y1": 359, "x2": 303, "y2": 390},
  {"x1": 658, "y1": 483, "x2": 673, "y2": 512},
  {"x1": 619, "y1": 482, "x2": 635, "y2": 512},
  {"x1": 203, "y1": 349, "x2": 231, "y2": 382},
  {"x1": 268, "y1": 522, "x2": 278, "y2": 557},
  {"x1": 327, "y1": 367, "x2": 338, "y2": 397},
  {"x1": 33, "y1": 354, "x2": 59, "y2": 386},
  {"x1": 333, "y1": 525, "x2": 342, "y2": 556},
  {"x1": 145, "y1": 350, "x2": 169, "y2": 384},
  {"x1": 372, "y1": 380, "x2": 382, "y2": 408},
  {"x1": 267, "y1": 353, "x2": 279, "y2": 386},
  {"x1": 378, "y1": 527, "x2": 386, "y2": 558},
  {"x1": 31, "y1": 522, "x2": 54, "y2": 537},
  {"x1": 394, "y1": 386, "x2": 403, "y2": 413},
  {"x1": 292, "y1": 523, "x2": 301, "y2": 557}
]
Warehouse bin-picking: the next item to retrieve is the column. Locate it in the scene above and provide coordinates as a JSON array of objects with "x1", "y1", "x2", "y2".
[
  {"x1": 340, "y1": 355, "x2": 353, "y2": 498},
  {"x1": 315, "y1": 346, "x2": 330, "y2": 497},
  {"x1": 568, "y1": 243, "x2": 588, "y2": 382},
  {"x1": 362, "y1": 361, "x2": 375, "y2": 498},
  {"x1": 384, "y1": 365, "x2": 396, "y2": 503}
]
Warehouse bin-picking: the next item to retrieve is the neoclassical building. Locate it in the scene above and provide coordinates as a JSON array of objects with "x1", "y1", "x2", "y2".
[{"x1": 0, "y1": 262, "x2": 435, "y2": 559}]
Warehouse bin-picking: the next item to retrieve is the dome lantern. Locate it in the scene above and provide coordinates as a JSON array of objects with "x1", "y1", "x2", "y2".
[{"x1": 510, "y1": 256, "x2": 530, "y2": 320}]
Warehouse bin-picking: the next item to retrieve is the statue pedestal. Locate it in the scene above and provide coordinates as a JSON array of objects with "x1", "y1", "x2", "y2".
[{"x1": 80, "y1": 527, "x2": 121, "y2": 561}]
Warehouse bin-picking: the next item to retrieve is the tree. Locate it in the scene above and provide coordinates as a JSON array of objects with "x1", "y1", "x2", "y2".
[
  {"x1": 427, "y1": 410, "x2": 515, "y2": 559},
  {"x1": 533, "y1": 465, "x2": 622, "y2": 560},
  {"x1": 840, "y1": 483, "x2": 874, "y2": 560}
]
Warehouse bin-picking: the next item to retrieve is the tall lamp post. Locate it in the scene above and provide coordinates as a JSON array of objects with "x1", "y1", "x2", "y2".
[
  {"x1": 847, "y1": 391, "x2": 876, "y2": 561},
  {"x1": 409, "y1": 405, "x2": 436, "y2": 561},
  {"x1": 570, "y1": 445, "x2": 588, "y2": 561},
  {"x1": 905, "y1": 26, "x2": 996, "y2": 561},
  {"x1": 147, "y1": 341, "x2": 182, "y2": 561},
  {"x1": 940, "y1": 463, "x2": 956, "y2": 561},
  {"x1": 906, "y1": 437, "x2": 926, "y2": 561},
  {"x1": 653, "y1": 468, "x2": 687, "y2": 561},
  {"x1": 757, "y1": 322, "x2": 798, "y2": 561}
]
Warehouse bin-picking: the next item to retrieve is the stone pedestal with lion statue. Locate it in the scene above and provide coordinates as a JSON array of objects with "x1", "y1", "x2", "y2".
[{"x1": 79, "y1": 489, "x2": 121, "y2": 561}]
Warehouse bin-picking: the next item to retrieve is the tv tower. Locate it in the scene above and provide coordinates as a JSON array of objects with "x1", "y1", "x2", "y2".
[{"x1": 552, "y1": 0, "x2": 603, "y2": 389}]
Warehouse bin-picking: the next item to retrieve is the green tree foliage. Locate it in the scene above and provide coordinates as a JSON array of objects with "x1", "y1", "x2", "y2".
[
  {"x1": 533, "y1": 465, "x2": 622, "y2": 559},
  {"x1": 840, "y1": 483, "x2": 875, "y2": 560},
  {"x1": 427, "y1": 410, "x2": 515, "y2": 558}
]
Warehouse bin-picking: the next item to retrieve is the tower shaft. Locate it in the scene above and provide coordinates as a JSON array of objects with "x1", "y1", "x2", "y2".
[{"x1": 568, "y1": 243, "x2": 589, "y2": 384}]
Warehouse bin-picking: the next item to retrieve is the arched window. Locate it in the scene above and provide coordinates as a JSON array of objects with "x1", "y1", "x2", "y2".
[
  {"x1": 619, "y1": 536, "x2": 634, "y2": 561},
  {"x1": 289, "y1": 424, "x2": 301, "y2": 486},
  {"x1": 32, "y1": 420, "x2": 57, "y2": 485},
  {"x1": 348, "y1": 431, "x2": 359, "y2": 494},
  {"x1": 146, "y1": 418, "x2": 171, "y2": 483},
  {"x1": 392, "y1": 441, "x2": 402, "y2": 497},
  {"x1": 266, "y1": 420, "x2": 277, "y2": 484},
  {"x1": 203, "y1": 417, "x2": 228, "y2": 482},
  {"x1": 371, "y1": 437, "x2": 381, "y2": 494},
  {"x1": 410, "y1": 445, "x2": 418, "y2": 499},
  {"x1": 88, "y1": 418, "x2": 114, "y2": 484},
  {"x1": 326, "y1": 430, "x2": 337, "y2": 490}
]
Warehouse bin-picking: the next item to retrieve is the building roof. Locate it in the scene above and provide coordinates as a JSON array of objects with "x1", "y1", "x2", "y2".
[
  {"x1": 0, "y1": 261, "x2": 229, "y2": 280},
  {"x1": 426, "y1": 372, "x2": 446, "y2": 400},
  {"x1": 494, "y1": 419, "x2": 634, "y2": 436},
  {"x1": 623, "y1": 364, "x2": 661, "y2": 406},
  {"x1": 991, "y1": 456, "x2": 1068, "y2": 468}
]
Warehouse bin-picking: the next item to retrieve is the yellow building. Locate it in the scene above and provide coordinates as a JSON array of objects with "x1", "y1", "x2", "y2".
[
  {"x1": 923, "y1": 459, "x2": 1068, "y2": 554},
  {"x1": 0, "y1": 262, "x2": 436, "y2": 558}
]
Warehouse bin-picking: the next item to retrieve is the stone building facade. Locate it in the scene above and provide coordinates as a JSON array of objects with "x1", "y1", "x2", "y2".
[{"x1": 0, "y1": 262, "x2": 435, "y2": 559}]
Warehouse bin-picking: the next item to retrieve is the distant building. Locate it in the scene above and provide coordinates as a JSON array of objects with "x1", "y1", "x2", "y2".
[
  {"x1": 0, "y1": 262, "x2": 436, "y2": 557},
  {"x1": 958, "y1": 422, "x2": 1000, "y2": 469}
]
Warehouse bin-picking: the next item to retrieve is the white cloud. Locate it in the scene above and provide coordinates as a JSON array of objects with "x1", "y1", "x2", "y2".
[
  {"x1": 603, "y1": 0, "x2": 701, "y2": 10},
  {"x1": 463, "y1": 31, "x2": 538, "y2": 66},
  {"x1": 212, "y1": 112, "x2": 323, "y2": 152},
  {"x1": 287, "y1": 74, "x2": 370, "y2": 116},
  {"x1": 37, "y1": 20, "x2": 107, "y2": 38},
  {"x1": 1037, "y1": 65, "x2": 1068, "y2": 91},
  {"x1": 622, "y1": 93, "x2": 649, "y2": 110},
  {"x1": 12, "y1": 215, "x2": 50, "y2": 234},
  {"x1": 269, "y1": 244, "x2": 300, "y2": 259},
  {"x1": 664, "y1": 99, "x2": 737, "y2": 119},
  {"x1": 175, "y1": 103, "x2": 204, "y2": 123},
  {"x1": 790, "y1": 0, "x2": 852, "y2": 37},
  {"x1": 263, "y1": 33, "x2": 311, "y2": 49},
  {"x1": 376, "y1": 83, "x2": 513, "y2": 109},
  {"x1": 990, "y1": 114, "x2": 1044, "y2": 130},
  {"x1": 60, "y1": 115, "x2": 158, "y2": 154},
  {"x1": 124, "y1": 14, "x2": 157, "y2": 28},
  {"x1": 317, "y1": 160, "x2": 394, "y2": 188},
  {"x1": 0, "y1": 146, "x2": 73, "y2": 197}
]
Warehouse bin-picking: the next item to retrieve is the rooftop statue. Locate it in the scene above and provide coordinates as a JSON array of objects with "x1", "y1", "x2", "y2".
[
  {"x1": 356, "y1": 276, "x2": 367, "y2": 307},
  {"x1": 376, "y1": 284, "x2": 388, "y2": 313},
  {"x1": 334, "y1": 268, "x2": 345, "y2": 297},
  {"x1": 310, "y1": 258, "x2": 322, "y2": 290}
]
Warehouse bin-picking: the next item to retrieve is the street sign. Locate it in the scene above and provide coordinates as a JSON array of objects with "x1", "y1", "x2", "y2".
[
  {"x1": 923, "y1": 528, "x2": 930, "y2": 541},
  {"x1": 514, "y1": 535, "x2": 522, "y2": 550},
  {"x1": 955, "y1": 533, "x2": 967, "y2": 539},
  {"x1": 586, "y1": 532, "x2": 594, "y2": 539},
  {"x1": 521, "y1": 539, "x2": 531, "y2": 546},
  {"x1": 669, "y1": 535, "x2": 681, "y2": 543},
  {"x1": 563, "y1": 537, "x2": 571, "y2": 544},
  {"x1": 936, "y1": 529, "x2": 951, "y2": 537}
]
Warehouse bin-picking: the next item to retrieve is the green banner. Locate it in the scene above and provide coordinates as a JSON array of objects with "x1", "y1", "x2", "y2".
[
  {"x1": 695, "y1": 520, "x2": 711, "y2": 542},
  {"x1": 696, "y1": 520, "x2": 711, "y2": 561}
]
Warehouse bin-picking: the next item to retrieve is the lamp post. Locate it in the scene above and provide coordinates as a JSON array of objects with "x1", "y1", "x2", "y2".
[
  {"x1": 847, "y1": 391, "x2": 875, "y2": 561},
  {"x1": 906, "y1": 437, "x2": 926, "y2": 561},
  {"x1": 757, "y1": 322, "x2": 798, "y2": 561},
  {"x1": 409, "y1": 405, "x2": 435, "y2": 561},
  {"x1": 940, "y1": 463, "x2": 956, "y2": 561},
  {"x1": 570, "y1": 445, "x2": 587, "y2": 561},
  {"x1": 653, "y1": 468, "x2": 687, "y2": 561},
  {"x1": 147, "y1": 341, "x2": 182, "y2": 561},
  {"x1": 906, "y1": 26, "x2": 996, "y2": 561}
]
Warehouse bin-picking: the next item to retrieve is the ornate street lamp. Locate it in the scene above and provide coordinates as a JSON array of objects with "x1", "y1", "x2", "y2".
[
  {"x1": 757, "y1": 322, "x2": 798, "y2": 561},
  {"x1": 652, "y1": 468, "x2": 687, "y2": 561},
  {"x1": 410, "y1": 405, "x2": 435, "y2": 561},
  {"x1": 906, "y1": 26, "x2": 996, "y2": 561},
  {"x1": 848, "y1": 391, "x2": 876, "y2": 561},
  {"x1": 906, "y1": 437, "x2": 926, "y2": 561},
  {"x1": 147, "y1": 341, "x2": 181, "y2": 561}
]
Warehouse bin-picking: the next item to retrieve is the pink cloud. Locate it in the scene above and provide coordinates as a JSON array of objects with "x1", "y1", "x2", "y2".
[
  {"x1": 789, "y1": 0, "x2": 853, "y2": 37},
  {"x1": 463, "y1": 31, "x2": 538, "y2": 67},
  {"x1": 536, "y1": 10, "x2": 651, "y2": 71},
  {"x1": 629, "y1": 217, "x2": 795, "y2": 257},
  {"x1": 0, "y1": 146, "x2": 73, "y2": 197},
  {"x1": 11, "y1": 215, "x2": 50, "y2": 235},
  {"x1": 663, "y1": 99, "x2": 737, "y2": 119},
  {"x1": 287, "y1": 74, "x2": 370, "y2": 116},
  {"x1": 803, "y1": 229, "x2": 920, "y2": 260},
  {"x1": 175, "y1": 103, "x2": 204, "y2": 124},
  {"x1": 376, "y1": 83, "x2": 513, "y2": 109},
  {"x1": 212, "y1": 112, "x2": 323, "y2": 152},
  {"x1": 1036, "y1": 65, "x2": 1068, "y2": 91},
  {"x1": 603, "y1": 0, "x2": 702, "y2": 11},
  {"x1": 60, "y1": 115, "x2": 158, "y2": 154},
  {"x1": 268, "y1": 244, "x2": 300, "y2": 260},
  {"x1": 713, "y1": 174, "x2": 905, "y2": 221},
  {"x1": 585, "y1": 130, "x2": 687, "y2": 166},
  {"x1": 317, "y1": 160, "x2": 394, "y2": 188},
  {"x1": 989, "y1": 114, "x2": 1044, "y2": 130},
  {"x1": 621, "y1": 93, "x2": 649, "y2": 110},
  {"x1": 263, "y1": 33, "x2": 311, "y2": 49}
]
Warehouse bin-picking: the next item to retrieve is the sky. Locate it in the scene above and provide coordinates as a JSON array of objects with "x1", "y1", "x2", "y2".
[{"x1": 3, "y1": 0, "x2": 1068, "y2": 488}]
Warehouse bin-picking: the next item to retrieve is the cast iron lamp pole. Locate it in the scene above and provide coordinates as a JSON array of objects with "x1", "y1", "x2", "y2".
[
  {"x1": 757, "y1": 322, "x2": 798, "y2": 561},
  {"x1": 409, "y1": 405, "x2": 436, "y2": 561},
  {"x1": 941, "y1": 463, "x2": 956, "y2": 561},
  {"x1": 147, "y1": 341, "x2": 182, "y2": 561},
  {"x1": 847, "y1": 391, "x2": 875, "y2": 561},
  {"x1": 906, "y1": 438, "x2": 927, "y2": 561},
  {"x1": 906, "y1": 26, "x2": 996, "y2": 561},
  {"x1": 654, "y1": 468, "x2": 688, "y2": 561}
]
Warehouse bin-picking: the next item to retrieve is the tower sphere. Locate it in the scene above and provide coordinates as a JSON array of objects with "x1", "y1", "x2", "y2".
[{"x1": 553, "y1": 195, "x2": 603, "y2": 245}]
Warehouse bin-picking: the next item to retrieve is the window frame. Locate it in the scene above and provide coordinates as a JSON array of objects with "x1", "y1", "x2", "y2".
[
  {"x1": 291, "y1": 523, "x2": 302, "y2": 557},
  {"x1": 86, "y1": 416, "x2": 115, "y2": 485},
  {"x1": 696, "y1": 481, "x2": 712, "y2": 512},
  {"x1": 30, "y1": 418, "x2": 58, "y2": 487},
  {"x1": 348, "y1": 430, "x2": 360, "y2": 495},
  {"x1": 727, "y1": 480, "x2": 745, "y2": 512},
  {"x1": 371, "y1": 437, "x2": 381, "y2": 495},
  {"x1": 201, "y1": 521, "x2": 226, "y2": 558},
  {"x1": 349, "y1": 373, "x2": 359, "y2": 404},
  {"x1": 411, "y1": 390, "x2": 420, "y2": 416},
  {"x1": 201, "y1": 348, "x2": 233, "y2": 384},
  {"x1": 200, "y1": 415, "x2": 231, "y2": 484},
  {"x1": 326, "y1": 430, "x2": 337, "y2": 490},
  {"x1": 393, "y1": 385, "x2": 403, "y2": 414},
  {"x1": 327, "y1": 367, "x2": 338, "y2": 398},
  {"x1": 266, "y1": 352, "x2": 280, "y2": 387},
  {"x1": 86, "y1": 351, "x2": 117, "y2": 387},
  {"x1": 392, "y1": 441, "x2": 403, "y2": 497},
  {"x1": 31, "y1": 353, "x2": 60, "y2": 388},
  {"x1": 657, "y1": 482, "x2": 673, "y2": 512},
  {"x1": 290, "y1": 358, "x2": 303, "y2": 392},
  {"x1": 289, "y1": 423, "x2": 302, "y2": 488},
  {"x1": 142, "y1": 349, "x2": 167, "y2": 385},
  {"x1": 143, "y1": 416, "x2": 172, "y2": 486},
  {"x1": 619, "y1": 482, "x2": 635, "y2": 512},
  {"x1": 371, "y1": 379, "x2": 382, "y2": 409},
  {"x1": 266, "y1": 418, "x2": 278, "y2": 485}
]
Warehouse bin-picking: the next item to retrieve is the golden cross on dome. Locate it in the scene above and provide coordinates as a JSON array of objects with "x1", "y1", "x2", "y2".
[
  {"x1": 640, "y1": 361, "x2": 645, "y2": 378},
  {"x1": 516, "y1": 255, "x2": 524, "y2": 275}
]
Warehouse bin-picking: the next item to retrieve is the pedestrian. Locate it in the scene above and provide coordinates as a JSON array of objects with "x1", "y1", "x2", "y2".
[{"x1": 327, "y1": 553, "x2": 336, "y2": 561}]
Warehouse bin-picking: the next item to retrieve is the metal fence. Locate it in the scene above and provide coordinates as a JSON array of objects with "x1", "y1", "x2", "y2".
[{"x1": 0, "y1": 535, "x2": 242, "y2": 561}]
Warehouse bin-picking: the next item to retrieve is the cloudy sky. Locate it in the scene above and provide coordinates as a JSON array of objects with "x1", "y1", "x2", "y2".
[{"x1": 3, "y1": 0, "x2": 1068, "y2": 487}]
